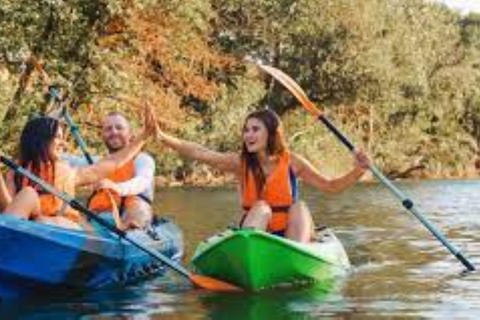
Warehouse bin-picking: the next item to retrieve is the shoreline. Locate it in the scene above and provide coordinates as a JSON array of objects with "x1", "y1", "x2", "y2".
[{"x1": 155, "y1": 173, "x2": 480, "y2": 188}]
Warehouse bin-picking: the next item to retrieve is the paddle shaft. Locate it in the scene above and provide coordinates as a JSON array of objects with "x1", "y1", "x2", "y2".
[
  {"x1": 21, "y1": 80, "x2": 240, "y2": 290},
  {"x1": 0, "y1": 155, "x2": 192, "y2": 277},
  {"x1": 63, "y1": 107, "x2": 94, "y2": 164},
  {"x1": 48, "y1": 87, "x2": 95, "y2": 164},
  {"x1": 318, "y1": 115, "x2": 475, "y2": 271}
]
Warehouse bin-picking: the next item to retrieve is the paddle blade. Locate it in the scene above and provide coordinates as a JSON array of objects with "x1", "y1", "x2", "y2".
[
  {"x1": 258, "y1": 64, "x2": 321, "y2": 117},
  {"x1": 189, "y1": 273, "x2": 243, "y2": 292},
  {"x1": 105, "y1": 189, "x2": 125, "y2": 230}
]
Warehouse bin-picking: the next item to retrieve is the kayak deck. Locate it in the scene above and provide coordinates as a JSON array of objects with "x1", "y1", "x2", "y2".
[{"x1": 191, "y1": 228, "x2": 350, "y2": 291}]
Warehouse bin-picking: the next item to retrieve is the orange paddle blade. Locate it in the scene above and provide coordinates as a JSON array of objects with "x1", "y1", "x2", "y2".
[
  {"x1": 105, "y1": 189, "x2": 125, "y2": 230},
  {"x1": 258, "y1": 64, "x2": 321, "y2": 117},
  {"x1": 189, "y1": 273, "x2": 243, "y2": 292}
]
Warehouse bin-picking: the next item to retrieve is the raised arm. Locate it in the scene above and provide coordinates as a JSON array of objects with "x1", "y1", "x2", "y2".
[
  {"x1": 74, "y1": 106, "x2": 157, "y2": 187},
  {"x1": 157, "y1": 128, "x2": 240, "y2": 174},
  {"x1": 291, "y1": 151, "x2": 369, "y2": 193},
  {"x1": 74, "y1": 136, "x2": 146, "y2": 187}
]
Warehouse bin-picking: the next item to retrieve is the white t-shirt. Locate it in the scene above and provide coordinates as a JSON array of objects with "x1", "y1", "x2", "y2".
[{"x1": 64, "y1": 152, "x2": 155, "y2": 201}]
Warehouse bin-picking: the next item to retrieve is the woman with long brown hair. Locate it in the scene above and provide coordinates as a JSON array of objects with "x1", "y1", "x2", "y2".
[
  {"x1": 0, "y1": 107, "x2": 158, "y2": 230},
  {"x1": 155, "y1": 108, "x2": 369, "y2": 243}
]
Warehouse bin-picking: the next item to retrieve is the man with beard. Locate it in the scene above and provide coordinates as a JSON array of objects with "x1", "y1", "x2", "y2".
[{"x1": 85, "y1": 112, "x2": 155, "y2": 229}]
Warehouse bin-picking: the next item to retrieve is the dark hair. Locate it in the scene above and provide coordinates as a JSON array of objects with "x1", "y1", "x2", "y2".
[
  {"x1": 14, "y1": 117, "x2": 60, "y2": 190},
  {"x1": 241, "y1": 109, "x2": 287, "y2": 196}
]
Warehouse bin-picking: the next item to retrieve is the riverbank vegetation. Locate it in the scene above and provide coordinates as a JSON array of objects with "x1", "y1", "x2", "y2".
[{"x1": 1, "y1": 0, "x2": 480, "y2": 185}]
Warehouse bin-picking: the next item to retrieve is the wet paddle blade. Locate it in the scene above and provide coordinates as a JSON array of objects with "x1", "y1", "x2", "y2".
[
  {"x1": 189, "y1": 274, "x2": 243, "y2": 292},
  {"x1": 105, "y1": 189, "x2": 125, "y2": 230}
]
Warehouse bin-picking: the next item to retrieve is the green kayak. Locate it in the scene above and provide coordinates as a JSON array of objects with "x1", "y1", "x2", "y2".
[{"x1": 191, "y1": 228, "x2": 351, "y2": 291}]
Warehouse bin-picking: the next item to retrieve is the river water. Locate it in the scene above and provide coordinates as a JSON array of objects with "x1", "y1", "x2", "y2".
[{"x1": 1, "y1": 180, "x2": 479, "y2": 319}]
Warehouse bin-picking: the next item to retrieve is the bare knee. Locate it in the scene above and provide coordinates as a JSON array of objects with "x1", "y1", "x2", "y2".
[
  {"x1": 242, "y1": 201, "x2": 272, "y2": 230},
  {"x1": 18, "y1": 186, "x2": 40, "y2": 198},
  {"x1": 251, "y1": 200, "x2": 271, "y2": 213},
  {"x1": 286, "y1": 201, "x2": 314, "y2": 243},
  {"x1": 289, "y1": 201, "x2": 309, "y2": 215},
  {"x1": 3, "y1": 187, "x2": 41, "y2": 219},
  {"x1": 250, "y1": 201, "x2": 272, "y2": 220},
  {"x1": 123, "y1": 199, "x2": 153, "y2": 229}
]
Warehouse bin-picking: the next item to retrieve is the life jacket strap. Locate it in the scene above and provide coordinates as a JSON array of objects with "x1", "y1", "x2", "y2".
[
  {"x1": 118, "y1": 193, "x2": 153, "y2": 216},
  {"x1": 242, "y1": 205, "x2": 291, "y2": 213}
]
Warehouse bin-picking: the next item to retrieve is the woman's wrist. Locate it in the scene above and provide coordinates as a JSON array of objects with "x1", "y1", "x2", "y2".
[
  {"x1": 156, "y1": 132, "x2": 166, "y2": 143},
  {"x1": 157, "y1": 132, "x2": 177, "y2": 148}
]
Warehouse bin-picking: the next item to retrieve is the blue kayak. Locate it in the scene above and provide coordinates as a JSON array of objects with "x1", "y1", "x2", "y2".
[{"x1": 0, "y1": 214, "x2": 183, "y2": 300}]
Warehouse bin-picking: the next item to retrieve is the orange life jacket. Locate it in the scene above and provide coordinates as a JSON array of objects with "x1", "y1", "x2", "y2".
[
  {"x1": 241, "y1": 151, "x2": 298, "y2": 233},
  {"x1": 19, "y1": 162, "x2": 82, "y2": 223},
  {"x1": 87, "y1": 159, "x2": 137, "y2": 213}
]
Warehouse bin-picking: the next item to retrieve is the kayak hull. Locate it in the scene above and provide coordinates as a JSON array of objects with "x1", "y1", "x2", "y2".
[
  {"x1": 0, "y1": 215, "x2": 183, "y2": 300},
  {"x1": 191, "y1": 228, "x2": 350, "y2": 291}
]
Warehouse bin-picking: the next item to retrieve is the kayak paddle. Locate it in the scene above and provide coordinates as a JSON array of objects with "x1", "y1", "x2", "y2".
[
  {"x1": 0, "y1": 155, "x2": 241, "y2": 291},
  {"x1": 258, "y1": 64, "x2": 475, "y2": 272},
  {"x1": 47, "y1": 87, "x2": 124, "y2": 229},
  {"x1": 36, "y1": 67, "x2": 242, "y2": 290}
]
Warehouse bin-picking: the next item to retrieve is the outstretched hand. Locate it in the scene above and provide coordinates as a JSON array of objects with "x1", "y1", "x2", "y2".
[
  {"x1": 140, "y1": 104, "x2": 160, "y2": 139},
  {"x1": 354, "y1": 150, "x2": 370, "y2": 170}
]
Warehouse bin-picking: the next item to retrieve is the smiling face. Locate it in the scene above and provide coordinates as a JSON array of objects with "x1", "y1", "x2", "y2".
[
  {"x1": 102, "y1": 114, "x2": 132, "y2": 152},
  {"x1": 46, "y1": 126, "x2": 65, "y2": 161},
  {"x1": 241, "y1": 109, "x2": 287, "y2": 163},
  {"x1": 243, "y1": 117, "x2": 269, "y2": 154}
]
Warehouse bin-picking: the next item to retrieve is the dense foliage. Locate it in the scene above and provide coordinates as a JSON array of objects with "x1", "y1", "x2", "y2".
[{"x1": 1, "y1": 0, "x2": 480, "y2": 183}]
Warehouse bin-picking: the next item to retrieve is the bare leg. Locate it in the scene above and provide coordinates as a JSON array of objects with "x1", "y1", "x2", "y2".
[
  {"x1": 285, "y1": 201, "x2": 314, "y2": 243},
  {"x1": 3, "y1": 187, "x2": 41, "y2": 219},
  {"x1": 122, "y1": 197, "x2": 153, "y2": 229},
  {"x1": 36, "y1": 215, "x2": 83, "y2": 231},
  {"x1": 3, "y1": 187, "x2": 82, "y2": 230},
  {"x1": 241, "y1": 200, "x2": 272, "y2": 231}
]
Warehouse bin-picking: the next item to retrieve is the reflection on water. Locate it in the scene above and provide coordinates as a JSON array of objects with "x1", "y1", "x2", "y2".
[
  {"x1": 1, "y1": 180, "x2": 479, "y2": 319},
  {"x1": 199, "y1": 283, "x2": 347, "y2": 320}
]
